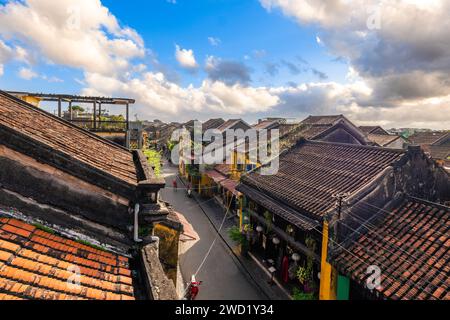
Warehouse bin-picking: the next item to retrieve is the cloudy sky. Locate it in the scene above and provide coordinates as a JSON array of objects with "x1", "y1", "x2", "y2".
[{"x1": 0, "y1": 0, "x2": 449, "y2": 128}]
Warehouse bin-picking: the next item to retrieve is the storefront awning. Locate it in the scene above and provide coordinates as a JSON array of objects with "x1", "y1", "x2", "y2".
[
  {"x1": 205, "y1": 170, "x2": 226, "y2": 183},
  {"x1": 220, "y1": 178, "x2": 241, "y2": 196}
]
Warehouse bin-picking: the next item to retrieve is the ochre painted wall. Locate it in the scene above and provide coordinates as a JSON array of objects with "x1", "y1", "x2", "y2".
[{"x1": 153, "y1": 223, "x2": 181, "y2": 286}]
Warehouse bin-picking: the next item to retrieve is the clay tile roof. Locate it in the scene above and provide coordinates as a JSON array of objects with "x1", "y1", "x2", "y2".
[
  {"x1": 359, "y1": 126, "x2": 389, "y2": 135},
  {"x1": 279, "y1": 115, "x2": 368, "y2": 149},
  {"x1": 238, "y1": 140, "x2": 405, "y2": 220},
  {"x1": 0, "y1": 90, "x2": 137, "y2": 185},
  {"x1": 429, "y1": 145, "x2": 450, "y2": 162},
  {"x1": 0, "y1": 217, "x2": 134, "y2": 300},
  {"x1": 408, "y1": 131, "x2": 449, "y2": 146},
  {"x1": 367, "y1": 134, "x2": 401, "y2": 147},
  {"x1": 215, "y1": 163, "x2": 232, "y2": 176},
  {"x1": 252, "y1": 120, "x2": 278, "y2": 130},
  {"x1": 202, "y1": 118, "x2": 225, "y2": 132},
  {"x1": 333, "y1": 198, "x2": 450, "y2": 300},
  {"x1": 216, "y1": 119, "x2": 242, "y2": 132},
  {"x1": 301, "y1": 115, "x2": 345, "y2": 126}
]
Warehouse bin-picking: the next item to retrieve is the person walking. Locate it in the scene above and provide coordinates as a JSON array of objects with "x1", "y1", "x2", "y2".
[{"x1": 172, "y1": 179, "x2": 178, "y2": 190}]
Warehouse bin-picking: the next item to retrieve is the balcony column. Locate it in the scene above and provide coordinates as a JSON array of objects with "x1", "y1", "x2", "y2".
[
  {"x1": 58, "y1": 98, "x2": 62, "y2": 117},
  {"x1": 126, "y1": 103, "x2": 130, "y2": 148},
  {"x1": 126, "y1": 103, "x2": 130, "y2": 130},
  {"x1": 93, "y1": 101, "x2": 97, "y2": 130},
  {"x1": 98, "y1": 102, "x2": 102, "y2": 129}
]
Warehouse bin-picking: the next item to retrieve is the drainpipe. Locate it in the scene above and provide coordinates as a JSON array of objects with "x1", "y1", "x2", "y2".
[{"x1": 134, "y1": 203, "x2": 143, "y2": 243}]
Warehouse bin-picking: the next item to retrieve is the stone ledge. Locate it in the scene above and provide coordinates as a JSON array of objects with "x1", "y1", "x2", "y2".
[{"x1": 140, "y1": 243, "x2": 178, "y2": 300}]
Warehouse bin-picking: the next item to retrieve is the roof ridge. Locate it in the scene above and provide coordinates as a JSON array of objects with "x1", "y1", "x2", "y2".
[
  {"x1": 303, "y1": 138, "x2": 406, "y2": 153},
  {"x1": 406, "y1": 194, "x2": 450, "y2": 211},
  {"x1": 0, "y1": 90, "x2": 131, "y2": 153},
  {"x1": 431, "y1": 131, "x2": 450, "y2": 146}
]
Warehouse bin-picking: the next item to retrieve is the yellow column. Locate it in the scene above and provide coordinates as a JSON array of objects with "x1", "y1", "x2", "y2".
[{"x1": 319, "y1": 220, "x2": 337, "y2": 300}]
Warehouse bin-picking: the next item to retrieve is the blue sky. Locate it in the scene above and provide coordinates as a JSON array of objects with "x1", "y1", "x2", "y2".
[
  {"x1": 0, "y1": 0, "x2": 345, "y2": 92},
  {"x1": 0, "y1": 0, "x2": 449, "y2": 128},
  {"x1": 100, "y1": 0, "x2": 347, "y2": 86}
]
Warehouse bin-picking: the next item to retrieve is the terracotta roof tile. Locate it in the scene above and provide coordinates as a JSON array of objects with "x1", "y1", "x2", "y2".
[
  {"x1": 408, "y1": 131, "x2": 449, "y2": 145},
  {"x1": 0, "y1": 217, "x2": 134, "y2": 300},
  {"x1": 333, "y1": 198, "x2": 449, "y2": 300},
  {"x1": 367, "y1": 134, "x2": 402, "y2": 147}
]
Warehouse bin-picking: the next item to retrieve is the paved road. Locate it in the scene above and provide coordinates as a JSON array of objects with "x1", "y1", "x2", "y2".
[{"x1": 160, "y1": 162, "x2": 265, "y2": 300}]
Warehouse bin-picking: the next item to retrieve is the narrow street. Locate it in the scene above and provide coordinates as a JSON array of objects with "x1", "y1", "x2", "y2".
[{"x1": 160, "y1": 162, "x2": 265, "y2": 300}]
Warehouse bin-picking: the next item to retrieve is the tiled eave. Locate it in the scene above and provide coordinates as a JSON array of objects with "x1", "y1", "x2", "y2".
[{"x1": 0, "y1": 123, "x2": 136, "y2": 199}]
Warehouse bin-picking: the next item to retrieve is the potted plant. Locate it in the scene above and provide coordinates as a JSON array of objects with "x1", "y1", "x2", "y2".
[{"x1": 228, "y1": 226, "x2": 250, "y2": 256}]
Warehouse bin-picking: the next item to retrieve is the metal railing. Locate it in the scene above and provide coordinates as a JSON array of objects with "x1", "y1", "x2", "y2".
[{"x1": 67, "y1": 119, "x2": 127, "y2": 132}]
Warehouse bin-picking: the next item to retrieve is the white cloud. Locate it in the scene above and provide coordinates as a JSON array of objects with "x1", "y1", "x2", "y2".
[
  {"x1": 208, "y1": 37, "x2": 221, "y2": 46},
  {"x1": 0, "y1": 0, "x2": 144, "y2": 77},
  {"x1": 0, "y1": 40, "x2": 13, "y2": 75},
  {"x1": 0, "y1": 0, "x2": 448, "y2": 128},
  {"x1": 41, "y1": 74, "x2": 64, "y2": 83},
  {"x1": 82, "y1": 71, "x2": 279, "y2": 119},
  {"x1": 174, "y1": 44, "x2": 198, "y2": 69},
  {"x1": 258, "y1": 0, "x2": 450, "y2": 128},
  {"x1": 18, "y1": 67, "x2": 38, "y2": 80}
]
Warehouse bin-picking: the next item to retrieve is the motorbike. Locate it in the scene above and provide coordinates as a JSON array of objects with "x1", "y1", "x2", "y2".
[
  {"x1": 186, "y1": 275, "x2": 202, "y2": 300},
  {"x1": 186, "y1": 188, "x2": 192, "y2": 198}
]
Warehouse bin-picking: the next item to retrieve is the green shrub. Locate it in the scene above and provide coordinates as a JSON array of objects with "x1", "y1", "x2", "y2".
[
  {"x1": 33, "y1": 223, "x2": 55, "y2": 234},
  {"x1": 292, "y1": 287, "x2": 315, "y2": 300},
  {"x1": 228, "y1": 226, "x2": 246, "y2": 245},
  {"x1": 143, "y1": 148, "x2": 162, "y2": 177},
  {"x1": 76, "y1": 239, "x2": 107, "y2": 252}
]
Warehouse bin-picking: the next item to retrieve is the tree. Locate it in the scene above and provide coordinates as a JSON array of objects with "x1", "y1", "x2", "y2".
[{"x1": 71, "y1": 105, "x2": 85, "y2": 113}]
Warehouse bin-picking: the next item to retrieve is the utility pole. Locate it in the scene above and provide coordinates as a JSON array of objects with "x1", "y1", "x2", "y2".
[
  {"x1": 333, "y1": 192, "x2": 350, "y2": 220},
  {"x1": 331, "y1": 192, "x2": 350, "y2": 242}
]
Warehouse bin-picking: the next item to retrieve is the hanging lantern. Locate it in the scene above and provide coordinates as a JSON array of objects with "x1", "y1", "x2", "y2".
[
  {"x1": 272, "y1": 237, "x2": 280, "y2": 245},
  {"x1": 292, "y1": 253, "x2": 300, "y2": 262},
  {"x1": 256, "y1": 225, "x2": 264, "y2": 233}
]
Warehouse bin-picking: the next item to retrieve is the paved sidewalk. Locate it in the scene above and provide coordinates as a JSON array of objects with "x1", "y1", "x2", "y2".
[
  {"x1": 161, "y1": 163, "x2": 265, "y2": 300},
  {"x1": 179, "y1": 176, "x2": 291, "y2": 300}
]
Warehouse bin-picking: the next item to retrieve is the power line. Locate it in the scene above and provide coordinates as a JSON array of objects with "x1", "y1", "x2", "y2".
[
  {"x1": 241, "y1": 173, "x2": 442, "y2": 299},
  {"x1": 336, "y1": 219, "x2": 447, "y2": 298}
]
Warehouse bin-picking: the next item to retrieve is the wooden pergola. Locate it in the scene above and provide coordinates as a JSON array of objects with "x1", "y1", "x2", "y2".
[{"x1": 6, "y1": 91, "x2": 135, "y2": 132}]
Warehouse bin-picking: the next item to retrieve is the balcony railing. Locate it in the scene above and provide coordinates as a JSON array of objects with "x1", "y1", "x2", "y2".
[{"x1": 67, "y1": 119, "x2": 127, "y2": 132}]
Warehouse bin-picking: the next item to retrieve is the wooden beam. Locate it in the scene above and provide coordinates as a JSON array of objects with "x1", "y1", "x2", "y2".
[
  {"x1": 98, "y1": 103, "x2": 102, "y2": 128},
  {"x1": 93, "y1": 101, "x2": 97, "y2": 130}
]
